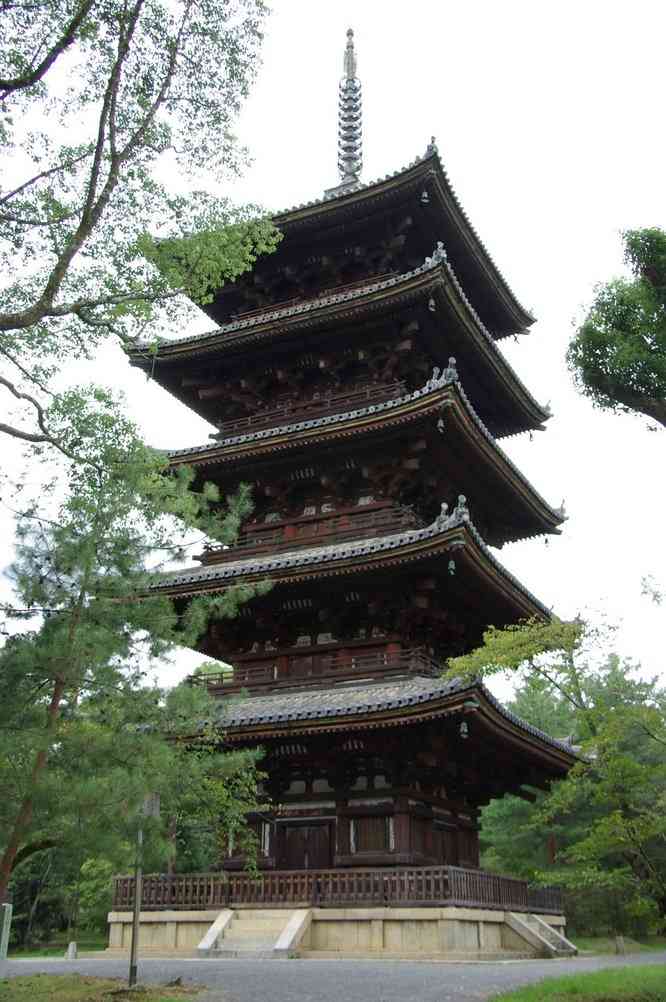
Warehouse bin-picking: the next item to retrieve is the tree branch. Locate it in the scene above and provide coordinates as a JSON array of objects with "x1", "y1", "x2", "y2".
[
  {"x1": 0, "y1": 374, "x2": 103, "y2": 470},
  {"x1": 11, "y1": 839, "x2": 59, "y2": 872},
  {"x1": 0, "y1": 0, "x2": 95, "y2": 97},
  {"x1": 0, "y1": 152, "x2": 90, "y2": 206}
]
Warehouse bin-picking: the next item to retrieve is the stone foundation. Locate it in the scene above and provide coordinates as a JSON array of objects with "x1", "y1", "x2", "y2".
[
  {"x1": 107, "y1": 910, "x2": 219, "y2": 955},
  {"x1": 301, "y1": 908, "x2": 565, "y2": 958},
  {"x1": 107, "y1": 907, "x2": 567, "y2": 959}
]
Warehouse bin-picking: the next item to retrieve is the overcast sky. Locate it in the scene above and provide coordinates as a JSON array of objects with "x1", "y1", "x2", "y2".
[{"x1": 2, "y1": 0, "x2": 664, "y2": 690}]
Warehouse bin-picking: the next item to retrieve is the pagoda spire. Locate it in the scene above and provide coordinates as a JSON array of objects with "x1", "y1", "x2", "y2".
[{"x1": 336, "y1": 28, "x2": 362, "y2": 190}]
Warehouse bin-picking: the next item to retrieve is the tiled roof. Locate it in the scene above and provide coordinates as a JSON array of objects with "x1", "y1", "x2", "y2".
[
  {"x1": 129, "y1": 243, "x2": 532, "y2": 362},
  {"x1": 218, "y1": 674, "x2": 466, "y2": 726},
  {"x1": 165, "y1": 361, "x2": 460, "y2": 458},
  {"x1": 272, "y1": 141, "x2": 535, "y2": 329},
  {"x1": 150, "y1": 505, "x2": 552, "y2": 619},
  {"x1": 163, "y1": 370, "x2": 562, "y2": 536},
  {"x1": 155, "y1": 497, "x2": 471, "y2": 587},
  {"x1": 166, "y1": 363, "x2": 550, "y2": 472},
  {"x1": 129, "y1": 254, "x2": 439, "y2": 354},
  {"x1": 215, "y1": 671, "x2": 576, "y2": 757}
]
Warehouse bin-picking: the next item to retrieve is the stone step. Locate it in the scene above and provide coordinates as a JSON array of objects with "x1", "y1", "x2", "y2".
[
  {"x1": 216, "y1": 939, "x2": 277, "y2": 951},
  {"x1": 222, "y1": 925, "x2": 278, "y2": 941},
  {"x1": 211, "y1": 947, "x2": 279, "y2": 959},
  {"x1": 227, "y1": 919, "x2": 286, "y2": 933},
  {"x1": 232, "y1": 909, "x2": 293, "y2": 920}
]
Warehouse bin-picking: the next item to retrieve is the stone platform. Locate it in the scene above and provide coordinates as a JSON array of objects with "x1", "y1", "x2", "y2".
[{"x1": 107, "y1": 905, "x2": 574, "y2": 960}]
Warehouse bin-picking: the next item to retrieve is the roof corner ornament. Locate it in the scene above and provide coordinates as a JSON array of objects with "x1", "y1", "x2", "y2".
[
  {"x1": 427, "y1": 356, "x2": 457, "y2": 392},
  {"x1": 443, "y1": 356, "x2": 458, "y2": 382},
  {"x1": 556, "y1": 499, "x2": 568, "y2": 520},
  {"x1": 425, "y1": 240, "x2": 447, "y2": 268},
  {"x1": 435, "y1": 502, "x2": 450, "y2": 528},
  {"x1": 453, "y1": 494, "x2": 470, "y2": 523},
  {"x1": 334, "y1": 28, "x2": 363, "y2": 193},
  {"x1": 425, "y1": 135, "x2": 438, "y2": 157}
]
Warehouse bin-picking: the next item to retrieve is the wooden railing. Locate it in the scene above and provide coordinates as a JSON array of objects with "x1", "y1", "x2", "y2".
[
  {"x1": 112, "y1": 866, "x2": 563, "y2": 915},
  {"x1": 211, "y1": 380, "x2": 406, "y2": 440},
  {"x1": 199, "y1": 505, "x2": 421, "y2": 565},
  {"x1": 187, "y1": 648, "x2": 441, "y2": 696}
]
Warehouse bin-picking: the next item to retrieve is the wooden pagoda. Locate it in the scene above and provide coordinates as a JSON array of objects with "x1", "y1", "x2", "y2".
[{"x1": 126, "y1": 30, "x2": 574, "y2": 896}]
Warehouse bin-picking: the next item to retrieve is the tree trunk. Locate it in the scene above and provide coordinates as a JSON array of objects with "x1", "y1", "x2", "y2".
[
  {"x1": 0, "y1": 675, "x2": 66, "y2": 901},
  {"x1": 25, "y1": 855, "x2": 52, "y2": 947}
]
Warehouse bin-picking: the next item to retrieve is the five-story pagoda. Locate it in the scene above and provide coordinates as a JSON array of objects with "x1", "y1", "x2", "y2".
[{"x1": 127, "y1": 30, "x2": 574, "y2": 884}]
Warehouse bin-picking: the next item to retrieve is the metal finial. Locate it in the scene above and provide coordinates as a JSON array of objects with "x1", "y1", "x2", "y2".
[
  {"x1": 337, "y1": 28, "x2": 362, "y2": 187},
  {"x1": 344, "y1": 28, "x2": 357, "y2": 79}
]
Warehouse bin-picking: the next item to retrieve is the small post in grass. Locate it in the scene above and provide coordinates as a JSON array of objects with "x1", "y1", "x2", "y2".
[
  {"x1": 0, "y1": 896, "x2": 12, "y2": 974},
  {"x1": 128, "y1": 793, "x2": 160, "y2": 988}
]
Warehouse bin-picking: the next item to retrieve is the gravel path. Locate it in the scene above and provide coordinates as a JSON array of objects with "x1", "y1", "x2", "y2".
[{"x1": 3, "y1": 951, "x2": 666, "y2": 1001}]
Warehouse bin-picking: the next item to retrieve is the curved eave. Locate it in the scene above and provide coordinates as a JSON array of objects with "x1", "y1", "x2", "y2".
[
  {"x1": 134, "y1": 262, "x2": 548, "y2": 436},
  {"x1": 126, "y1": 265, "x2": 431, "y2": 363},
  {"x1": 441, "y1": 387, "x2": 563, "y2": 539},
  {"x1": 149, "y1": 518, "x2": 550, "y2": 624},
  {"x1": 273, "y1": 148, "x2": 535, "y2": 336},
  {"x1": 165, "y1": 379, "x2": 563, "y2": 541},
  {"x1": 217, "y1": 679, "x2": 576, "y2": 774}
]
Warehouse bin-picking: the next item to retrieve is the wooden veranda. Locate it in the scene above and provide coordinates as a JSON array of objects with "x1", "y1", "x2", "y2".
[{"x1": 113, "y1": 865, "x2": 563, "y2": 915}]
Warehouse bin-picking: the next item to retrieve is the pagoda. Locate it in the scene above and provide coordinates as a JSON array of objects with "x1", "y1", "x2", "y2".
[{"x1": 127, "y1": 30, "x2": 574, "y2": 882}]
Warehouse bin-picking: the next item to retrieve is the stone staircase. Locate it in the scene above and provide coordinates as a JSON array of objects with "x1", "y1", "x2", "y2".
[
  {"x1": 509, "y1": 913, "x2": 577, "y2": 958},
  {"x1": 211, "y1": 910, "x2": 292, "y2": 958}
]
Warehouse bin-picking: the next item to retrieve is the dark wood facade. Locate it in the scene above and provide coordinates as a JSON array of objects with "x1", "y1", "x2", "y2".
[{"x1": 128, "y1": 143, "x2": 574, "y2": 881}]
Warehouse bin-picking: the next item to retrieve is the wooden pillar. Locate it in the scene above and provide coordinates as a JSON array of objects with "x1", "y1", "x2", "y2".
[
  {"x1": 335, "y1": 798, "x2": 350, "y2": 859},
  {"x1": 393, "y1": 796, "x2": 411, "y2": 862},
  {"x1": 423, "y1": 815, "x2": 435, "y2": 861}
]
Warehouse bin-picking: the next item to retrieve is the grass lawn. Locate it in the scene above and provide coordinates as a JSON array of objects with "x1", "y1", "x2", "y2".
[
  {"x1": 573, "y1": 936, "x2": 666, "y2": 955},
  {"x1": 8, "y1": 937, "x2": 107, "y2": 959},
  {"x1": 492, "y1": 964, "x2": 666, "y2": 1001},
  {"x1": 0, "y1": 974, "x2": 201, "y2": 1002}
]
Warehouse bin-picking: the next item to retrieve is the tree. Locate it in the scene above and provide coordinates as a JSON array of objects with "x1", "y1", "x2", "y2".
[
  {"x1": 1, "y1": 0, "x2": 281, "y2": 450},
  {"x1": 540, "y1": 693, "x2": 666, "y2": 927},
  {"x1": 446, "y1": 617, "x2": 597, "y2": 734},
  {"x1": 449, "y1": 622, "x2": 666, "y2": 931},
  {"x1": 0, "y1": 387, "x2": 270, "y2": 901},
  {"x1": 567, "y1": 227, "x2": 666, "y2": 428}
]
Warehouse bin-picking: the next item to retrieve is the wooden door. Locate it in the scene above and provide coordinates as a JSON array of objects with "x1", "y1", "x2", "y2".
[
  {"x1": 433, "y1": 824, "x2": 459, "y2": 865},
  {"x1": 280, "y1": 823, "x2": 332, "y2": 870}
]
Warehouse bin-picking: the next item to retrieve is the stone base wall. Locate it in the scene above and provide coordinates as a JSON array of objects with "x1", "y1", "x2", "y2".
[
  {"x1": 302, "y1": 908, "x2": 565, "y2": 958},
  {"x1": 107, "y1": 910, "x2": 220, "y2": 955},
  {"x1": 107, "y1": 907, "x2": 566, "y2": 959}
]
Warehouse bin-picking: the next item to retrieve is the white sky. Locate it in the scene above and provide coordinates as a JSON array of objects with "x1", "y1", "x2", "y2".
[{"x1": 2, "y1": 0, "x2": 664, "y2": 690}]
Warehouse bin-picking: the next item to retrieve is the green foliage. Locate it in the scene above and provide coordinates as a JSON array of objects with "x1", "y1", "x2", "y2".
[
  {"x1": 138, "y1": 213, "x2": 280, "y2": 306},
  {"x1": 0, "y1": 388, "x2": 269, "y2": 899},
  {"x1": 446, "y1": 618, "x2": 594, "y2": 734},
  {"x1": 0, "y1": 0, "x2": 281, "y2": 448},
  {"x1": 491, "y1": 964, "x2": 666, "y2": 1001},
  {"x1": 567, "y1": 227, "x2": 666, "y2": 427},
  {"x1": 539, "y1": 696, "x2": 666, "y2": 924},
  {"x1": 76, "y1": 858, "x2": 116, "y2": 931},
  {"x1": 470, "y1": 623, "x2": 666, "y2": 933}
]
